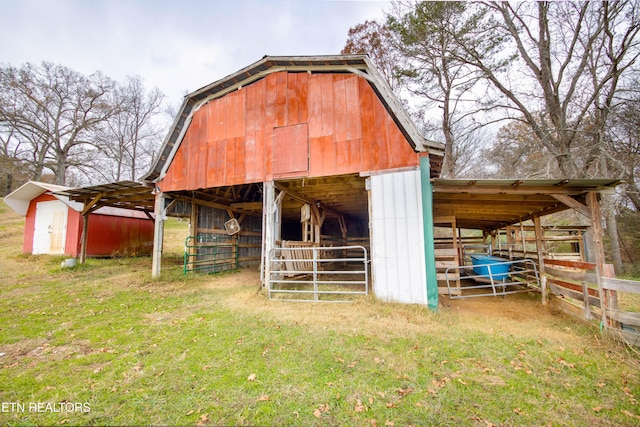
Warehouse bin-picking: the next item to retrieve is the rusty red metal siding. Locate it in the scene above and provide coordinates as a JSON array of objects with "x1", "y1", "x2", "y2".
[
  {"x1": 85, "y1": 214, "x2": 154, "y2": 257},
  {"x1": 161, "y1": 72, "x2": 420, "y2": 191}
]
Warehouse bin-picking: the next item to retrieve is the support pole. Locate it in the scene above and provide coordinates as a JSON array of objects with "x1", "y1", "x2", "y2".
[
  {"x1": 151, "y1": 191, "x2": 165, "y2": 278},
  {"x1": 79, "y1": 213, "x2": 89, "y2": 263},
  {"x1": 419, "y1": 155, "x2": 438, "y2": 310},
  {"x1": 533, "y1": 215, "x2": 547, "y2": 305},
  {"x1": 261, "y1": 182, "x2": 276, "y2": 286},
  {"x1": 586, "y1": 191, "x2": 608, "y2": 329}
]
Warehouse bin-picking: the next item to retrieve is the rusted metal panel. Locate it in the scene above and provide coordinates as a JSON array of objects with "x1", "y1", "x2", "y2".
[
  {"x1": 273, "y1": 123, "x2": 309, "y2": 177},
  {"x1": 161, "y1": 72, "x2": 421, "y2": 191},
  {"x1": 85, "y1": 213, "x2": 154, "y2": 257}
]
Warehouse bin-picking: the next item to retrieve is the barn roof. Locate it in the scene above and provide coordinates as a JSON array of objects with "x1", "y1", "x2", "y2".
[
  {"x1": 143, "y1": 54, "x2": 445, "y2": 183},
  {"x1": 432, "y1": 178, "x2": 623, "y2": 231}
]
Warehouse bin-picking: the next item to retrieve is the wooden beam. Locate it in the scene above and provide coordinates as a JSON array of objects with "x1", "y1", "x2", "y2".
[
  {"x1": 274, "y1": 182, "x2": 343, "y2": 218},
  {"x1": 550, "y1": 194, "x2": 591, "y2": 219},
  {"x1": 169, "y1": 194, "x2": 259, "y2": 217},
  {"x1": 230, "y1": 201, "x2": 263, "y2": 211},
  {"x1": 81, "y1": 193, "x2": 103, "y2": 216}
]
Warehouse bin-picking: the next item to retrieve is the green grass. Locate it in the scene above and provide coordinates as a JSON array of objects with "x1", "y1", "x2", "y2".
[{"x1": 1, "y1": 201, "x2": 640, "y2": 426}]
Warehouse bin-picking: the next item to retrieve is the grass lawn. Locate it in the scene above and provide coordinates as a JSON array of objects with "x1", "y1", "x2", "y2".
[{"x1": 1, "y1": 201, "x2": 639, "y2": 426}]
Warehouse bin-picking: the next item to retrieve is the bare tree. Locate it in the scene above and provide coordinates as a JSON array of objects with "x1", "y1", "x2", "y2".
[
  {"x1": 487, "y1": 119, "x2": 558, "y2": 179},
  {"x1": 0, "y1": 127, "x2": 31, "y2": 195},
  {"x1": 451, "y1": 1, "x2": 640, "y2": 179},
  {"x1": 97, "y1": 76, "x2": 165, "y2": 182},
  {"x1": 0, "y1": 62, "x2": 119, "y2": 185}
]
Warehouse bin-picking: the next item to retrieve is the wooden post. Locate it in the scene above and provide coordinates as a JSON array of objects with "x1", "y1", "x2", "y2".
[
  {"x1": 506, "y1": 226, "x2": 514, "y2": 261},
  {"x1": 533, "y1": 215, "x2": 548, "y2": 305},
  {"x1": 79, "y1": 213, "x2": 89, "y2": 264},
  {"x1": 151, "y1": 191, "x2": 165, "y2": 279},
  {"x1": 586, "y1": 191, "x2": 608, "y2": 329},
  {"x1": 79, "y1": 194, "x2": 102, "y2": 264},
  {"x1": 519, "y1": 221, "x2": 527, "y2": 258}
]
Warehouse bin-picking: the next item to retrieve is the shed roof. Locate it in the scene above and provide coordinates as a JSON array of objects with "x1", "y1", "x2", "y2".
[
  {"x1": 56, "y1": 181, "x2": 156, "y2": 215},
  {"x1": 5, "y1": 180, "x2": 153, "y2": 219},
  {"x1": 4, "y1": 181, "x2": 83, "y2": 215},
  {"x1": 432, "y1": 178, "x2": 623, "y2": 231},
  {"x1": 143, "y1": 54, "x2": 445, "y2": 183}
]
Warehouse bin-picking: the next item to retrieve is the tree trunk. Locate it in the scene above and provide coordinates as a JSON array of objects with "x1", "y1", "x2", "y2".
[
  {"x1": 55, "y1": 153, "x2": 67, "y2": 185},
  {"x1": 599, "y1": 153, "x2": 623, "y2": 274},
  {"x1": 604, "y1": 202, "x2": 623, "y2": 275},
  {"x1": 5, "y1": 173, "x2": 12, "y2": 195}
]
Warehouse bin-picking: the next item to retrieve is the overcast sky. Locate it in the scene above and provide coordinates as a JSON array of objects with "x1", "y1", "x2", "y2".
[{"x1": 0, "y1": 0, "x2": 389, "y2": 106}]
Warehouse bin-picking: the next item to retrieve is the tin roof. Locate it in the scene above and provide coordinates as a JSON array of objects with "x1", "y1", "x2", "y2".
[
  {"x1": 142, "y1": 54, "x2": 445, "y2": 182},
  {"x1": 56, "y1": 181, "x2": 156, "y2": 215},
  {"x1": 432, "y1": 178, "x2": 623, "y2": 231}
]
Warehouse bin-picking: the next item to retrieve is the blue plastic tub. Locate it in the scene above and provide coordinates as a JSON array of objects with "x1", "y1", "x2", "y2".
[{"x1": 470, "y1": 254, "x2": 510, "y2": 281}]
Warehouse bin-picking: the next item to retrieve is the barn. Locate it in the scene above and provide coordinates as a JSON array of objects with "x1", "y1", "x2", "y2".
[
  {"x1": 139, "y1": 54, "x2": 446, "y2": 308},
  {"x1": 4, "y1": 181, "x2": 154, "y2": 258},
  {"x1": 57, "y1": 54, "x2": 625, "y2": 317}
]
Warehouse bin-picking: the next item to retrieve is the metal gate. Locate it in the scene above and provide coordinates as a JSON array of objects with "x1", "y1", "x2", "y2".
[
  {"x1": 444, "y1": 258, "x2": 540, "y2": 298},
  {"x1": 267, "y1": 244, "x2": 369, "y2": 302},
  {"x1": 184, "y1": 235, "x2": 238, "y2": 274}
]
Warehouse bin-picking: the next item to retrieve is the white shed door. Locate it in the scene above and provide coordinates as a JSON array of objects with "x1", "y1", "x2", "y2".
[
  {"x1": 369, "y1": 169, "x2": 427, "y2": 305},
  {"x1": 33, "y1": 201, "x2": 68, "y2": 254}
]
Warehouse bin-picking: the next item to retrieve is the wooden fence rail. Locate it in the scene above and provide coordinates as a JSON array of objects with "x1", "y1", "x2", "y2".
[
  {"x1": 603, "y1": 278, "x2": 640, "y2": 346},
  {"x1": 543, "y1": 257, "x2": 640, "y2": 345}
]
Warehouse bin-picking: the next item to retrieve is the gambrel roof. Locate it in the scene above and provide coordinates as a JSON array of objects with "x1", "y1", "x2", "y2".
[{"x1": 143, "y1": 54, "x2": 445, "y2": 183}]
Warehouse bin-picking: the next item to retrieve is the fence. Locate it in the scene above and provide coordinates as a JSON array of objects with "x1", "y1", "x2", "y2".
[
  {"x1": 267, "y1": 244, "x2": 369, "y2": 302},
  {"x1": 603, "y1": 277, "x2": 640, "y2": 346},
  {"x1": 184, "y1": 235, "x2": 237, "y2": 274},
  {"x1": 544, "y1": 258, "x2": 640, "y2": 346}
]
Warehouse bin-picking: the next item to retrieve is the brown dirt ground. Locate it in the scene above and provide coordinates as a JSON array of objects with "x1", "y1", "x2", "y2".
[{"x1": 208, "y1": 269, "x2": 588, "y2": 346}]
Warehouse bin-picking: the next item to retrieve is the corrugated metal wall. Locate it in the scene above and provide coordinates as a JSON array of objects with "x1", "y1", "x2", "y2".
[
  {"x1": 161, "y1": 72, "x2": 420, "y2": 191},
  {"x1": 369, "y1": 169, "x2": 427, "y2": 304}
]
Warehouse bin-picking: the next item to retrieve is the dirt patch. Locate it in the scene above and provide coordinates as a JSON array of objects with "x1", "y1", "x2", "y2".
[
  {"x1": 0, "y1": 338, "x2": 98, "y2": 366},
  {"x1": 200, "y1": 269, "x2": 585, "y2": 344}
]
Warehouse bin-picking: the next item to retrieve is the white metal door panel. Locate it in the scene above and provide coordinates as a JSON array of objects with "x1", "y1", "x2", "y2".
[
  {"x1": 33, "y1": 201, "x2": 67, "y2": 254},
  {"x1": 369, "y1": 169, "x2": 427, "y2": 305}
]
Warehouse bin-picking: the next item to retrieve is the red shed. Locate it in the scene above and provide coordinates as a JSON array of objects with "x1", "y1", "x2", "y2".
[{"x1": 4, "y1": 181, "x2": 154, "y2": 257}]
